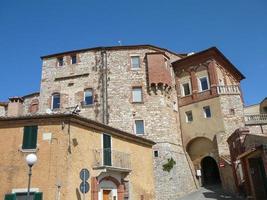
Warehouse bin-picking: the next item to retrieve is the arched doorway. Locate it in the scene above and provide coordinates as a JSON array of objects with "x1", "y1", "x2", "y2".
[{"x1": 201, "y1": 156, "x2": 221, "y2": 186}]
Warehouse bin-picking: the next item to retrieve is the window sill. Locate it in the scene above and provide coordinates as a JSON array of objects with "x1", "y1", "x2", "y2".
[
  {"x1": 81, "y1": 104, "x2": 94, "y2": 108},
  {"x1": 19, "y1": 147, "x2": 39, "y2": 153},
  {"x1": 132, "y1": 101, "x2": 144, "y2": 104},
  {"x1": 131, "y1": 68, "x2": 141, "y2": 71}
]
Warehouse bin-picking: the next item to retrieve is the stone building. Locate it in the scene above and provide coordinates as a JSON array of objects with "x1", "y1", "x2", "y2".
[
  {"x1": 0, "y1": 114, "x2": 155, "y2": 200},
  {"x1": 0, "y1": 44, "x2": 251, "y2": 199}
]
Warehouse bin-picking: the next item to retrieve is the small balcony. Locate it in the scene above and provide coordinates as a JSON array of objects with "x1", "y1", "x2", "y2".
[
  {"x1": 245, "y1": 114, "x2": 267, "y2": 125},
  {"x1": 92, "y1": 149, "x2": 131, "y2": 172},
  {"x1": 217, "y1": 85, "x2": 240, "y2": 95}
]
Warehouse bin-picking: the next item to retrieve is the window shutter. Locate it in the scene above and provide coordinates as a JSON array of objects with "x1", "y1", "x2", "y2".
[
  {"x1": 22, "y1": 126, "x2": 38, "y2": 149},
  {"x1": 4, "y1": 194, "x2": 16, "y2": 200},
  {"x1": 34, "y1": 192, "x2": 43, "y2": 200}
]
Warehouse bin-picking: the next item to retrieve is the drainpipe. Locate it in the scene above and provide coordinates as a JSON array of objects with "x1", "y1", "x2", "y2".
[{"x1": 101, "y1": 50, "x2": 108, "y2": 125}]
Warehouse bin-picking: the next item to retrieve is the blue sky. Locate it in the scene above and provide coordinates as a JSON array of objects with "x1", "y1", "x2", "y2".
[{"x1": 0, "y1": 0, "x2": 266, "y2": 105}]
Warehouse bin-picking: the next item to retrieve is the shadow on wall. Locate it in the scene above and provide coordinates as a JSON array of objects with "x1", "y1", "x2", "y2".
[{"x1": 76, "y1": 188, "x2": 82, "y2": 200}]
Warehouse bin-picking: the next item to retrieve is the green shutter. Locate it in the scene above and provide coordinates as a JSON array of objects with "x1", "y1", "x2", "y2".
[
  {"x1": 34, "y1": 192, "x2": 43, "y2": 200},
  {"x1": 103, "y1": 134, "x2": 111, "y2": 166},
  {"x1": 4, "y1": 193, "x2": 16, "y2": 200},
  {"x1": 22, "y1": 126, "x2": 38, "y2": 149}
]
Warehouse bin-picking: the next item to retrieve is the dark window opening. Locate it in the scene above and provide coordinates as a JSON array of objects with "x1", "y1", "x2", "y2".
[
  {"x1": 199, "y1": 77, "x2": 209, "y2": 91},
  {"x1": 182, "y1": 83, "x2": 191, "y2": 96},
  {"x1": 57, "y1": 57, "x2": 64, "y2": 66},
  {"x1": 71, "y1": 55, "x2": 77, "y2": 64},
  {"x1": 203, "y1": 106, "x2": 211, "y2": 118},
  {"x1": 84, "y1": 89, "x2": 93, "y2": 105},
  {"x1": 52, "y1": 93, "x2": 60, "y2": 109},
  {"x1": 154, "y1": 150, "x2": 159, "y2": 158}
]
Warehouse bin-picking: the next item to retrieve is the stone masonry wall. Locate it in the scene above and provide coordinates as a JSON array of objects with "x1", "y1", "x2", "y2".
[
  {"x1": 39, "y1": 47, "x2": 196, "y2": 200},
  {"x1": 218, "y1": 94, "x2": 245, "y2": 155}
]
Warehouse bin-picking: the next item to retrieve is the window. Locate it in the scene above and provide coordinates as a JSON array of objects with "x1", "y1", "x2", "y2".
[
  {"x1": 84, "y1": 89, "x2": 93, "y2": 105},
  {"x1": 5, "y1": 192, "x2": 43, "y2": 200},
  {"x1": 154, "y1": 150, "x2": 159, "y2": 158},
  {"x1": 203, "y1": 106, "x2": 211, "y2": 118},
  {"x1": 51, "y1": 93, "x2": 60, "y2": 109},
  {"x1": 131, "y1": 56, "x2": 140, "y2": 69},
  {"x1": 22, "y1": 126, "x2": 38, "y2": 150},
  {"x1": 199, "y1": 76, "x2": 209, "y2": 91},
  {"x1": 185, "y1": 111, "x2": 193, "y2": 123},
  {"x1": 132, "y1": 87, "x2": 142, "y2": 102},
  {"x1": 57, "y1": 57, "x2": 64, "y2": 66},
  {"x1": 134, "y1": 120, "x2": 144, "y2": 135},
  {"x1": 230, "y1": 108, "x2": 235, "y2": 115},
  {"x1": 181, "y1": 82, "x2": 191, "y2": 96},
  {"x1": 103, "y1": 134, "x2": 111, "y2": 166},
  {"x1": 71, "y1": 55, "x2": 77, "y2": 64}
]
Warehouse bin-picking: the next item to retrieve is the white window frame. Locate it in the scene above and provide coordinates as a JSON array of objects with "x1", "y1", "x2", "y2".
[
  {"x1": 203, "y1": 106, "x2": 211, "y2": 118},
  {"x1": 185, "y1": 111, "x2": 193, "y2": 123},
  {"x1": 84, "y1": 89, "x2": 93, "y2": 105},
  {"x1": 198, "y1": 76, "x2": 210, "y2": 92},
  {"x1": 180, "y1": 81, "x2": 192, "y2": 97},
  {"x1": 134, "y1": 119, "x2": 145, "y2": 135},
  {"x1": 130, "y1": 55, "x2": 141, "y2": 70},
  {"x1": 51, "y1": 93, "x2": 60, "y2": 110},
  {"x1": 132, "y1": 87, "x2": 143, "y2": 103}
]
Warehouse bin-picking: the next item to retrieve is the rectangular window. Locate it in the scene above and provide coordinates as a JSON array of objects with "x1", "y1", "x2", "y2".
[
  {"x1": 84, "y1": 89, "x2": 93, "y2": 105},
  {"x1": 71, "y1": 55, "x2": 77, "y2": 64},
  {"x1": 22, "y1": 126, "x2": 38, "y2": 150},
  {"x1": 134, "y1": 120, "x2": 144, "y2": 135},
  {"x1": 185, "y1": 111, "x2": 193, "y2": 123},
  {"x1": 203, "y1": 106, "x2": 211, "y2": 118},
  {"x1": 132, "y1": 87, "x2": 142, "y2": 102},
  {"x1": 52, "y1": 93, "x2": 60, "y2": 109},
  {"x1": 199, "y1": 77, "x2": 209, "y2": 91},
  {"x1": 103, "y1": 134, "x2": 111, "y2": 166},
  {"x1": 181, "y1": 82, "x2": 191, "y2": 96},
  {"x1": 131, "y1": 56, "x2": 140, "y2": 69},
  {"x1": 57, "y1": 57, "x2": 64, "y2": 66}
]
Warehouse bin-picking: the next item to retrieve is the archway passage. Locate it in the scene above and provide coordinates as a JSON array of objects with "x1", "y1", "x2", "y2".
[{"x1": 201, "y1": 156, "x2": 221, "y2": 186}]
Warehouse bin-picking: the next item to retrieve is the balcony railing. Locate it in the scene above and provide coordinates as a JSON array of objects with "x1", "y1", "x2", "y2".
[
  {"x1": 217, "y1": 85, "x2": 240, "y2": 95},
  {"x1": 92, "y1": 149, "x2": 131, "y2": 170},
  {"x1": 245, "y1": 114, "x2": 267, "y2": 125}
]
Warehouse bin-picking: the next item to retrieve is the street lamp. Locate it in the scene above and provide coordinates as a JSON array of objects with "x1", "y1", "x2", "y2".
[{"x1": 26, "y1": 154, "x2": 37, "y2": 200}]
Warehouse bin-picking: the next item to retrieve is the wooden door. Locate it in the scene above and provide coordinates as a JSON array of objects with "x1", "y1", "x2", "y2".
[{"x1": 103, "y1": 190, "x2": 111, "y2": 200}]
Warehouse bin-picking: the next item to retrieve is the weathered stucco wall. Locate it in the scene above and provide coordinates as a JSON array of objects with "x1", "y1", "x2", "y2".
[{"x1": 0, "y1": 119, "x2": 155, "y2": 200}]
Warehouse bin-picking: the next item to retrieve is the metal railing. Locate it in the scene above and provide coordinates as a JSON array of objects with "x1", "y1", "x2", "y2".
[
  {"x1": 92, "y1": 149, "x2": 131, "y2": 170},
  {"x1": 244, "y1": 114, "x2": 267, "y2": 125},
  {"x1": 217, "y1": 85, "x2": 240, "y2": 95}
]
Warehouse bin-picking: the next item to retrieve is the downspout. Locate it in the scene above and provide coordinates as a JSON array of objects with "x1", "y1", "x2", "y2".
[{"x1": 101, "y1": 49, "x2": 108, "y2": 125}]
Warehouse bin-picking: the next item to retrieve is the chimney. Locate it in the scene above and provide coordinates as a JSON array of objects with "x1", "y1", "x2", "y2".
[{"x1": 7, "y1": 97, "x2": 24, "y2": 117}]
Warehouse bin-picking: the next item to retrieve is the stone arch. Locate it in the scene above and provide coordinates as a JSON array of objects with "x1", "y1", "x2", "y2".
[
  {"x1": 201, "y1": 156, "x2": 221, "y2": 185},
  {"x1": 186, "y1": 137, "x2": 214, "y2": 162},
  {"x1": 99, "y1": 176, "x2": 120, "y2": 187}
]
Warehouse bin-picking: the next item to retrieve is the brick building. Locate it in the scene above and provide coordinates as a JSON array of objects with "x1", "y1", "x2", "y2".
[{"x1": 0, "y1": 44, "x2": 251, "y2": 199}]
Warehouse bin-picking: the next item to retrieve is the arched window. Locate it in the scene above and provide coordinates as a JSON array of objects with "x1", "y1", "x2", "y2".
[
  {"x1": 84, "y1": 89, "x2": 93, "y2": 105},
  {"x1": 51, "y1": 93, "x2": 60, "y2": 109}
]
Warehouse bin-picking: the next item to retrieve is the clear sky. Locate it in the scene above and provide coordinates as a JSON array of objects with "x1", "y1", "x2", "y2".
[{"x1": 0, "y1": 0, "x2": 266, "y2": 105}]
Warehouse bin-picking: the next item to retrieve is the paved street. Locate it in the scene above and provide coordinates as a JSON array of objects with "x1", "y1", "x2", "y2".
[{"x1": 178, "y1": 185, "x2": 243, "y2": 200}]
